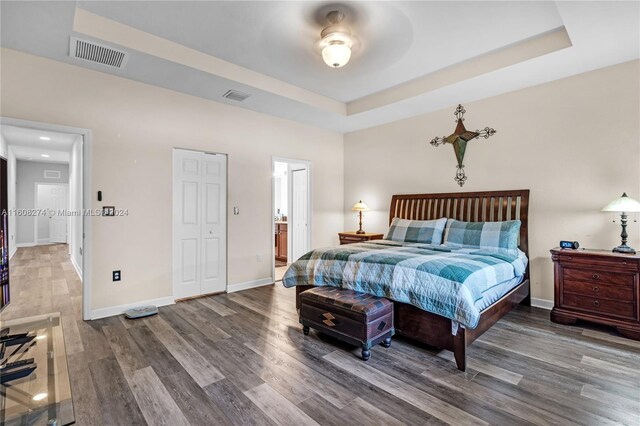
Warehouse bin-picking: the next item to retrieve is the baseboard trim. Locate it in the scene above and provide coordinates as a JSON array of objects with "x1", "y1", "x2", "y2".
[
  {"x1": 531, "y1": 298, "x2": 554, "y2": 310},
  {"x1": 16, "y1": 243, "x2": 36, "y2": 248},
  {"x1": 70, "y1": 255, "x2": 83, "y2": 282},
  {"x1": 9, "y1": 248, "x2": 16, "y2": 260},
  {"x1": 90, "y1": 296, "x2": 175, "y2": 320},
  {"x1": 227, "y1": 277, "x2": 274, "y2": 293}
]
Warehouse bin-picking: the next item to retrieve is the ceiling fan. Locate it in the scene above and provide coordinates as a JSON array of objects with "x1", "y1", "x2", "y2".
[{"x1": 318, "y1": 10, "x2": 355, "y2": 68}]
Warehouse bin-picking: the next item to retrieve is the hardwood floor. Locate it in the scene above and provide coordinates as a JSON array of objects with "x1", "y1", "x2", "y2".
[
  {"x1": 274, "y1": 266, "x2": 287, "y2": 282},
  {"x1": 2, "y1": 245, "x2": 640, "y2": 425}
]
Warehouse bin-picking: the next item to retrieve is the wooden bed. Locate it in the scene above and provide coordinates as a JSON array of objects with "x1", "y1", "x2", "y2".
[{"x1": 296, "y1": 189, "x2": 530, "y2": 371}]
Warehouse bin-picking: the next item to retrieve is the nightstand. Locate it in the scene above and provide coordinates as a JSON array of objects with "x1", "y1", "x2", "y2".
[
  {"x1": 338, "y1": 232, "x2": 384, "y2": 245},
  {"x1": 550, "y1": 248, "x2": 640, "y2": 340}
]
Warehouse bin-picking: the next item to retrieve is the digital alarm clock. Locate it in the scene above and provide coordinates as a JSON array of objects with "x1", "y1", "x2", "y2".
[{"x1": 560, "y1": 240, "x2": 580, "y2": 249}]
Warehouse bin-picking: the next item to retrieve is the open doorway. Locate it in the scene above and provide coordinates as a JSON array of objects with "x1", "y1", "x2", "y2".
[
  {"x1": 272, "y1": 157, "x2": 311, "y2": 282},
  {"x1": 1, "y1": 119, "x2": 91, "y2": 320}
]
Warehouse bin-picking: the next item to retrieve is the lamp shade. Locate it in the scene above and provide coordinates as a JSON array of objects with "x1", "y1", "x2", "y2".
[
  {"x1": 352, "y1": 200, "x2": 369, "y2": 211},
  {"x1": 601, "y1": 193, "x2": 640, "y2": 213},
  {"x1": 322, "y1": 43, "x2": 351, "y2": 68}
]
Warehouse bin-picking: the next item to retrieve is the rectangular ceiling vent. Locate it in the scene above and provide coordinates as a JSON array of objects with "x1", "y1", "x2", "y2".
[
  {"x1": 69, "y1": 36, "x2": 129, "y2": 69},
  {"x1": 44, "y1": 170, "x2": 61, "y2": 179},
  {"x1": 222, "y1": 90, "x2": 251, "y2": 102}
]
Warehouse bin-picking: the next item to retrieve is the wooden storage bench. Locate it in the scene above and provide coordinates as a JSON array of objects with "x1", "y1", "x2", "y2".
[{"x1": 299, "y1": 287, "x2": 394, "y2": 360}]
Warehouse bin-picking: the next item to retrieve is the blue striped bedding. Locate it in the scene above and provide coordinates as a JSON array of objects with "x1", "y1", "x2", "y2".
[{"x1": 282, "y1": 240, "x2": 528, "y2": 329}]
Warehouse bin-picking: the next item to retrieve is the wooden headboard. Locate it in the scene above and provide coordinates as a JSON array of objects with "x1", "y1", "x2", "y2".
[{"x1": 389, "y1": 189, "x2": 530, "y2": 258}]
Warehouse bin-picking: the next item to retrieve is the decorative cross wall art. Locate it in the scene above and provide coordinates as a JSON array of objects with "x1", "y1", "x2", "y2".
[{"x1": 429, "y1": 104, "x2": 496, "y2": 186}]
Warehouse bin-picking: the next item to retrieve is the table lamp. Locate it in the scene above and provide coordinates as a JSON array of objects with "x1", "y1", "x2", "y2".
[
  {"x1": 602, "y1": 193, "x2": 640, "y2": 254},
  {"x1": 352, "y1": 200, "x2": 369, "y2": 234}
]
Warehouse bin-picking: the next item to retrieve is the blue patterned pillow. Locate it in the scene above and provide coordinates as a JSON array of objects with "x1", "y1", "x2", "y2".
[
  {"x1": 385, "y1": 217, "x2": 447, "y2": 244},
  {"x1": 443, "y1": 219, "x2": 521, "y2": 254}
]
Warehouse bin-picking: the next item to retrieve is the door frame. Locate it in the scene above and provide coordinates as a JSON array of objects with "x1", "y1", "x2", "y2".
[
  {"x1": 271, "y1": 156, "x2": 312, "y2": 282},
  {"x1": 172, "y1": 148, "x2": 229, "y2": 299},
  {"x1": 1, "y1": 117, "x2": 92, "y2": 320},
  {"x1": 34, "y1": 182, "x2": 69, "y2": 245}
]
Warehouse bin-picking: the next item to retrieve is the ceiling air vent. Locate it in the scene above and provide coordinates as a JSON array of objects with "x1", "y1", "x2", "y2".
[
  {"x1": 69, "y1": 37, "x2": 129, "y2": 69},
  {"x1": 222, "y1": 90, "x2": 251, "y2": 102}
]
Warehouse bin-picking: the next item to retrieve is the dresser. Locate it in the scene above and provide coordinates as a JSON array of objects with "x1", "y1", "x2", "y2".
[
  {"x1": 550, "y1": 248, "x2": 640, "y2": 340},
  {"x1": 338, "y1": 232, "x2": 384, "y2": 245}
]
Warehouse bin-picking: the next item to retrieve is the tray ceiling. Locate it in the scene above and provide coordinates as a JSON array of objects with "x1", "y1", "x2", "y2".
[{"x1": 1, "y1": 1, "x2": 639, "y2": 133}]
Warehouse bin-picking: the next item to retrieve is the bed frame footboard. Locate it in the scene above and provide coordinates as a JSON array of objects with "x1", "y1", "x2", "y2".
[
  {"x1": 295, "y1": 280, "x2": 528, "y2": 371},
  {"x1": 394, "y1": 279, "x2": 529, "y2": 370}
]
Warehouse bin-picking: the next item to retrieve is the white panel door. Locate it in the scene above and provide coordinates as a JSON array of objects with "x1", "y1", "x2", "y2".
[
  {"x1": 291, "y1": 169, "x2": 308, "y2": 262},
  {"x1": 201, "y1": 154, "x2": 226, "y2": 294},
  {"x1": 173, "y1": 150, "x2": 203, "y2": 299},
  {"x1": 49, "y1": 185, "x2": 67, "y2": 243},
  {"x1": 173, "y1": 149, "x2": 227, "y2": 300},
  {"x1": 36, "y1": 184, "x2": 67, "y2": 244}
]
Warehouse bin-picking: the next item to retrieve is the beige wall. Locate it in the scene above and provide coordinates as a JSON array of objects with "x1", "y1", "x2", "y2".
[
  {"x1": 344, "y1": 60, "x2": 640, "y2": 302},
  {"x1": 0, "y1": 48, "x2": 344, "y2": 311}
]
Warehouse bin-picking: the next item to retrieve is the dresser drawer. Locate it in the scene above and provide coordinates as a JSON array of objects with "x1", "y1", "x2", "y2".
[
  {"x1": 563, "y1": 268, "x2": 634, "y2": 287},
  {"x1": 339, "y1": 235, "x2": 363, "y2": 244},
  {"x1": 563, "y1": 280, "x2": 634, "y2": 302},
  {"x1": 562, "y1": 293, "x2": 636, "y2": 319},
  {"x1": 340, "y1": 236, "x2": 370, "y2": 245}
]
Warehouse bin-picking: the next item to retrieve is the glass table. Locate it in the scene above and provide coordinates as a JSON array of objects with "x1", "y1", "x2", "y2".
[{"x1": 0, "y1": 313, "x2": 75, "y2": 425}]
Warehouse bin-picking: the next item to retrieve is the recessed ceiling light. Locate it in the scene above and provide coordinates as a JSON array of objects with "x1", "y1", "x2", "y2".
[
  {"x1": 41, "y1": 154, "x2": 50, "y2": 158},
  {"x1": 39, "y1": 136, "x2": 50, "y2": 141},
  {"x1": 35, "y1": 334, "x2": 47, "y2": 340},
  {"x1": 32, "y1": 393, "x2": 48, "y2": 401}
]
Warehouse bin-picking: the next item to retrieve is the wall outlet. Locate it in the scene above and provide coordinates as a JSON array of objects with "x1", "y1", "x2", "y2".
[
  {"x1": 257, "y1": 254, "x2": 264, "y2": 262},
  {"x1": 113, "y1": 270, "x2": 121, "y2": 282},
  {"x1": 233, "y1": 206, "x2": 240, "y2": 215}
]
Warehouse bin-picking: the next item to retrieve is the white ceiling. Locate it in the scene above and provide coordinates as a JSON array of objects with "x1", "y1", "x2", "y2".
[
  {"x1": 1, "y1": 1, "x2": 639, "y2": 133},
  {"x1": 1, "y1": 125, "x2": 75, "y2": 163}
]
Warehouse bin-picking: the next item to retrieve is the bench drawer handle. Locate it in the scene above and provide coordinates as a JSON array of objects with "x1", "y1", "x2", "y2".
[
  {"x1": 593, "y1": 300, "x2": 600, "y2": 307},
  {"x1": 592, "y1": 273, "x2": 600, "y2": 280}
]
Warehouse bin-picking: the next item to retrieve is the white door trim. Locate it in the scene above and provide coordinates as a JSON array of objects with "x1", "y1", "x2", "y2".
[
  {"x1": 1, "y1": 117, "x2": 92, "y2": 321},
  {"x1": 271, "y1": 157, "x2": 312, "y2": 282},
  {"x1": 34, "y1": 182, "x2": 68, "y2": 245},
  {"x1": 290, "y1": 168, "x2": 308, "y2": 262}
]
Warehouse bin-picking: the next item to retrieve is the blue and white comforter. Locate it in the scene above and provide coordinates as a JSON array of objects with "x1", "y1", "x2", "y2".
[{"x1": 282, "y1": 240, "x2": 528, "y2": 329}]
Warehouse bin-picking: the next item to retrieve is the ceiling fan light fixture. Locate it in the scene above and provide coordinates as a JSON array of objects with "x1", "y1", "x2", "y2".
[
  {"x1": 319, "y1": 11, "x2": 354, "y2": 68},
  {"x1": 322, "y1": 42, "x2": 351, "y2": 68}
]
